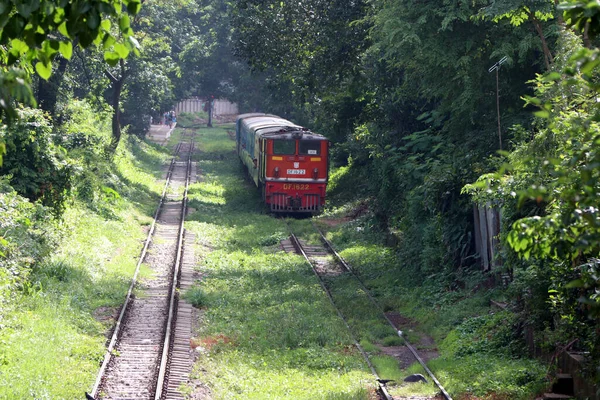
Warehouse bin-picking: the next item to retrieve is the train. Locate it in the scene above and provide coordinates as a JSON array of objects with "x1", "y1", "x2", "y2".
[{"x1": 235, "y1": 113, "x2": 329, "y2": 213}]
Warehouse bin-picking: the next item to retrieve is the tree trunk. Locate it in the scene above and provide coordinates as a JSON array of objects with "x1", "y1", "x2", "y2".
[
  {"x1": 528, "y1": 10, "x2": 554, "y2": 70},
  {"x1": 583, "y1": 21, "x2": 592, "y2": 48},
  {"x1": 554, "y1": 0, "x2": 565, "y2": 27},
  {"x1": 207, "y1": 98, "x2": 213, "y2": 127},
  {"x1": 105, "y1": 60, "x2": 128, "y2": 151},
  {"x1": 37, "y1": 55, "x2": 70, "y2": 116}
]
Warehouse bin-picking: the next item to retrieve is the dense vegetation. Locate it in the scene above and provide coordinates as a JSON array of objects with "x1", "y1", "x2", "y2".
[
  {"x1": 1, "y1": 0, "x2": 599, "y2": 397},
  {"x1": 224, "y1": 0, "x2": 600, "y2": 390}
]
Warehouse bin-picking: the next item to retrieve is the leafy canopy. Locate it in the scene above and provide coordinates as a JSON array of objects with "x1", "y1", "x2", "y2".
[{"x1": 0, "y1": 0, "x2": 141, "y2": 122}]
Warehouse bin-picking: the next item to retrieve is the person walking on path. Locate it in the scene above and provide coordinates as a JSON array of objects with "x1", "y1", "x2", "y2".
[{"x1": 168, "y1": 110, "x2": 176, "y2": 128}]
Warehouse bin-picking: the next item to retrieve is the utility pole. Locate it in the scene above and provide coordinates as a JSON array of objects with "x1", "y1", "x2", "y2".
[
  {"x1": 207, "y1": 95, "x2": 214, "y2": 128},
  {"x1": 488, "y1": 56, "x2": 507, "y2": 151}
]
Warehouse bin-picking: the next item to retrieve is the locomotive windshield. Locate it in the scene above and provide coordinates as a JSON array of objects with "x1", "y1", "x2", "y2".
[
  {"x1": 273, "y1": 139, "x2": 296, "y2": 155},
  {"x1": 299, "y1": 140, "x2": 321, "y2": 155}
]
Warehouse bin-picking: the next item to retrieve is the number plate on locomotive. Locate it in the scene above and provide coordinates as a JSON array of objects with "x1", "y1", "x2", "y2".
[
  {"x1": 287, "y1": 169, "x2": 306, "y2": 175},
  {"x1": 283, "y1": 184, "x2": 310, "y2": 190}
]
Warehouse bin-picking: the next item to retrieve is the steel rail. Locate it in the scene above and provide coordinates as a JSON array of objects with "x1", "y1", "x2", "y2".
[
  {"x1": 313, "y1": 223, "x2": 453, "y2": 400},
  {"x1": 89, "y1": 134, "x2": 188, "y2": 399},
  {"x1": 287, "y1": 229, "x2": 393, "y2": 400},
  {"x1": 154, "y1": 137, "x2": 194, "y2": 400}
]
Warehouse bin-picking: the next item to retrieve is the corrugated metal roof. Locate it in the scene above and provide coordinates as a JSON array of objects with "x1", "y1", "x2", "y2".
[
  {"x1": 240, "y1": 115, "x2": 326, "y2": 140},
  {"x1": 244, "y1": 116, "x2": 298, "y2": 130}
]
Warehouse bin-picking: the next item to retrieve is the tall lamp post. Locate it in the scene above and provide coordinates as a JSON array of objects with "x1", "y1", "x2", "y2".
[{"x1": 488, "y1": 56, "x2": 508, "y2": 151}]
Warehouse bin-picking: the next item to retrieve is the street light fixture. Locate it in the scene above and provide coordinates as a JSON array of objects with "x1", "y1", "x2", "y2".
[{"x1": 488, "y1": 56, "x2": 508, "y2": 150}]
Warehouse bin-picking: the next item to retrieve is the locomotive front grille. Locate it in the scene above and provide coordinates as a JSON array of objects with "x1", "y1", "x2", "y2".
[
  {"x1": 269, "y1": 193, "x2": 321, "y2": 213},
  {"x1": 270, "y1": 193, "x2": 288, "y2": 212},
  {"x1": 303, "y1": 194, "x2": 320, "y2": 212}
]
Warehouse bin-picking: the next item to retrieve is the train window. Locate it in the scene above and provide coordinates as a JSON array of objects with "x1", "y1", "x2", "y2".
[
  {"x1": 273, "y1": 140, "x2": 296, "y2": 155},
  {"x1": 299, "y1": 140, "x2": 321, "y2": 155}
]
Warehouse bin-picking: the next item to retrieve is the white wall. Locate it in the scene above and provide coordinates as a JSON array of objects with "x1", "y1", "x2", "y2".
[{"x1": 175, "y1": 98, "x2": 238, "y2": 116}]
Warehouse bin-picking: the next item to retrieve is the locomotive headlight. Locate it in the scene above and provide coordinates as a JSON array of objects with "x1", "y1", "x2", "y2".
[
  {"x1": 313, "y1": 168, "x2": 318, "y2": 179},
  {"x1": 274, "y1": 167, "x2": 280, "y2": 178}
]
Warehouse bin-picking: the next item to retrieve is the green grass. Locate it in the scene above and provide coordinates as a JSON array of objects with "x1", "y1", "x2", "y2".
[
  {"x1": 184, "y1": 125, "x2": 376, "y2": 399},
  {"x1": 0, "y1": 134, "x2": 171, "y2": 398},
  {"x1": 176, "y1": 111, "x2": 209, "y2": 128}
]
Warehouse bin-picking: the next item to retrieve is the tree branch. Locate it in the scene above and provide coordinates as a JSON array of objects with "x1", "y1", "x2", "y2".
[{"x1": 527, "y1": 9, "x2": 554, "y2": 70}]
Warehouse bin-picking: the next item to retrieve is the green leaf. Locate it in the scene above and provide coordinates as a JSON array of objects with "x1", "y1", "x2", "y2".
[
  {"x1": 78, "y1": 2, "x2": 91, "y2": 14},
  {"x1": 566, "y1": 279, "x2": 586, "y2": 288},
  {"x1": 534, "y1": 110, "x2": 550, "y2": 118},
  {"x1": 59, "y1": 41, "x2": 72, "y2": 59},
  {"x1": 119, "y1": 14, "x2": 130, "y2": 31},
  {"x1": 102, "y1": 33, "x2": 116, "y2": 49},
  {"x1": 35, "y1": 61, "x2": 52, "y2": 80},
  {"x1": 541, "y1": 72, "x2": 561, "y2": 82},
  {"x1": 522, "y1": 95, "x2": 542, "y2": 106},
  {"x1": 581, "y1": 57, "x2": 600, "y2": 76},
  {"x1": 103, "y1": 51, "x2": 120, "y2": 66},
  {"x1": 126, "y1": 0, "x2": 141, "y2": 15},
  {"x1": 58, "y1": 21, "x2": 69, "y2": 37},
  {"x1": 101, "y1": 19, "x2": 111, "y2": 31},
  {"x1": 78, "y1": 30, "x2": 95, "y2": 48},
  {"x1": 15, "y1": 0, "x2": 40, "y2": 19},
  {"x1": 87, "y1": 9, "x2": 100, "y2": 30},
  {"x1": 10, "y1": 38, "x2": 29, "y2": 54},
  {"x1": 114, "y1": 42, "x2": 129, "y2": 58},
  {"x1": 4, "y1": 15, "x2": 26, "y2": 38}
]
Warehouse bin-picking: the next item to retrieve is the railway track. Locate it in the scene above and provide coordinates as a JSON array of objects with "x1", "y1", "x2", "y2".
[
  {"x1": 88, "y1": 131, "x2": 197, "y2": 400},
  {"x1": 285, "y1": 223, "x2": 452, "y2": 400}
]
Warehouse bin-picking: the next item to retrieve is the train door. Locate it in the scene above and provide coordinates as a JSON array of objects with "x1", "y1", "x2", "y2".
[
  {"x1": 235, "y1": 119, "x2": 241, "y2": 155},
  {"x1": 259, "y1": 139, "x2": 266, "y2": 183}
]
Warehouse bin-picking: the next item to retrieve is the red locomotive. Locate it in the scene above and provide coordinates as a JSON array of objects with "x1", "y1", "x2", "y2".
[{"x1": 235, "y1": 113, "x2": 329, "y2": 213}]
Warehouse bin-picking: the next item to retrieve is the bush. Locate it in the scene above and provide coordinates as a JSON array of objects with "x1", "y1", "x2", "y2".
[
  {"x1": 441, "y1": 311, "x2": 525, "y2": 358},
  {"x1": 0, "y1": 107, "x2": 74, "y2": 215},
  {"x1": 0, "y1": 182, "x2": 56, "y2": 323}
]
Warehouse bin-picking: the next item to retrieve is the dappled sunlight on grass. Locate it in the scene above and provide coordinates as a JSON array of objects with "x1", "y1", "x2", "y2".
[
  {"x1": 426, "y1": 354, "x2": 546, "y2": 399},
  {"x1": 192, "y1": 125, "x2": 236, "y2": 154},
  {"x1": 112, "y1": 137, "x2": 172, "y2": 216},
  {"x1": 186, "y1": 228, "x2": 375, "y2": 398},
  {"x1": 189, "y1": 181, "x2": 226, "y2": 205},
  {"x1": 0, "y1": 295, "x2": 105, "y2": 399},
  {"x1": 184, "y1": 125, "x2": 375, "y2": 398},
  {"x1": 199, "y1": 352, "x2": 373, "y2": 400}
]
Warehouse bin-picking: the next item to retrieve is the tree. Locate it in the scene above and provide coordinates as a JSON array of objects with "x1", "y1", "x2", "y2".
[
  {"x1": 230, "y1": 0, "x2": 371, "y2": 112},
  {"x1": 0, "y1": 0, "x2": 142, "y2": 125},
  {"x1": 478, "y1": 0, "x2": 558, "y2": 69},
  {"x1": 178, "y1": 0, "x2": 238, "y2": 127},
  {"x1": 0, "y1": 107, "x2": 72, "y2": 214},
  {"x1": 465, "y1": 0, "x2": 600, "y2": 377}
]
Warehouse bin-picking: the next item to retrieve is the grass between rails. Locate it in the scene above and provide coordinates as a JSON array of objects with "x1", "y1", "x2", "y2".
[
  {"x1": 288, "y1": 218, "x2": 440, "y2": 398},
  {"x1": 315, "y1": 204, "x2": 549, "y2": 399},
  {"x1": 183, "y1": 125, "x2": 376, "y2": 399},
  {"x1": 0, "y1": 137, "x2": 171, "y2": 399}
]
